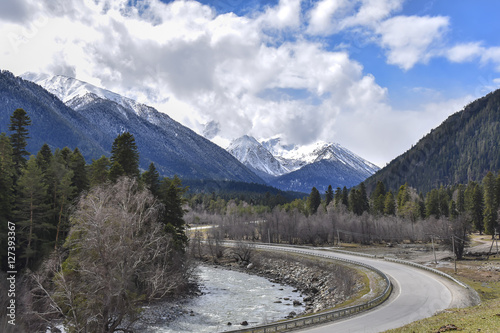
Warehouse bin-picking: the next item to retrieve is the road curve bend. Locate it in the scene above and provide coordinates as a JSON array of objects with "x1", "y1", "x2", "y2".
[{"x1": 257, "y1": 245, "x2": 466, "y2": 333}]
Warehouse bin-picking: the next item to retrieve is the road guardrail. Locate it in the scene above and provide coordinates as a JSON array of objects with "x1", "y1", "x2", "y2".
[{"x1": 221, "y1": 243, "x2": 393, "y2": 333}]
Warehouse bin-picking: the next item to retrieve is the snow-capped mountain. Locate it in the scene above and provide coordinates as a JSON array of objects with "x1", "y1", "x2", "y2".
[
  {"x1": 21, "y1": 72, "x2": 173, "y2": 128},
  {"x1": 228, "y1": 135, "x2": 380, "y2": 192},
  {"x1": 12, "y1": 72, "x2": 263, "y2": 183},
  {"x1": 227, "y1": 135, "x2": 288, "y2": 181}
]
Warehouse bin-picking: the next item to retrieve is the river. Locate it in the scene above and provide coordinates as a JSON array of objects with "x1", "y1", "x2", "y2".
[{"x1": 143, "y1": 265, "x2": 305, "y2": 333}]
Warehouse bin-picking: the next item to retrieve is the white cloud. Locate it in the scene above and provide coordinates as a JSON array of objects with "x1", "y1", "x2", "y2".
[
  {"x1": 376, "y1": 15, "x2": 449, "y2": 70},
  {"x1": 1, "y1": 0, "x2": 498, "y2": 168},
  {"x1": 446, "y1": 42, "x2": 483, "y2": 63},
  {"x1": 258, "y1": 0, "x2": 302, "y2": 30},
  {"x1": 306, "y1": 0, "x2": 403, "y2": 35}
]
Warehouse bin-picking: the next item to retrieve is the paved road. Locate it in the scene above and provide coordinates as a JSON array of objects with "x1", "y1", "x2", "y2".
[{"x1": 256, "y1": 245, "x2": 459, "y2": 333}]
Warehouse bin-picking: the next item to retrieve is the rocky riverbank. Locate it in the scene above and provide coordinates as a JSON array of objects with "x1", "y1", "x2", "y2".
[{"x1": 206, "y1": 247, "x2": 365, "y2": 315}]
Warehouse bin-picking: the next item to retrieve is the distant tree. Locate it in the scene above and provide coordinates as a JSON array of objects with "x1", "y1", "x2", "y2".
[
  {"x1": 359, "y1": 182, "x2": 369, "y2": 213},
  {"x1": 371, "y1": 181, "x2": 386, "y2": 215},
  {"x1": 325, "y1": 185, "x2": 334, "y2": 207},
  {"x1": 348, "y1": 188, "x2": 363, "y2": 216},
  {"x1": 334, "y1": 187, "x2": 342, "y2": 207},
  {"x1": 425, "y1": 188, "x2": 440, "y2": 218},
  {"x1": 307, "y1": 187, "x2": 321, "y2": 215},
  {"x1": 110, "y1": 132, "x2": 140, "y2": 178},
  {"x1": 341, "y1": 186, "x2": 349, "y2": 207},
  {"x1": 384, "y1": 191, "x2": 396, "y2": 216},
  {"x1": 483, "y1": 172, "x2": 498, "y2": 237},
  {"x1": 69, "y1": 147, "x2": 88, "y2": 193},
  {"x1": 89, "y1": 155, "x2": 111, "y2": 186},
  {"x1": 456, "y1": 184, "x2": 465, "y2": 214},
  {"x1": 397, "y1": 183, "x2": 410, "y2": 213},
  {"x1": 142, "y1": 162, "x2": 160, "y2": 197},
  {"x1": 470, "y1": 183, "x2": 484, "y2": 234},
  {"x1": 9, "y1": 108, "x2": 31, "y2": 176}
]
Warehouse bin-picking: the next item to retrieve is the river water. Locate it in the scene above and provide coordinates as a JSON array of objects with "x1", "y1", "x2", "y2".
[{"x1": 145, "y1": 265, "x2": 305, "y2": 333}]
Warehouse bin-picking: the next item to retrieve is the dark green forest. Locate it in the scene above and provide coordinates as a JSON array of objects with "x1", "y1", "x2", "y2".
[{"x1": 365, "y1": 89, "x2": 500, "y2": 193}]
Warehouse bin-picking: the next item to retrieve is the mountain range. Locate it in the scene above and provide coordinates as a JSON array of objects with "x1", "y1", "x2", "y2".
[
  {"x1": 0, "y1": 70, "x2": 262, "y2": 183},
  {"x1": 364, "y1": 89, "x2": 500, "y2": 193},
  {"x1": 0, "y1": 70, "x2": 381, "y2": 194},
  {"x1": 226, "y1": 135, "x2": 380, "y2": 192}
]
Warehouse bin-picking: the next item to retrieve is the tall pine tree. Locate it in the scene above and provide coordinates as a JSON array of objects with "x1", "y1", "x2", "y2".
[
  {"x1": 9, "y1": 108, "x2": 31, "y2": 177},
  {"x1": 111, "y1": 132, "x2": 140, "y2": 178}
]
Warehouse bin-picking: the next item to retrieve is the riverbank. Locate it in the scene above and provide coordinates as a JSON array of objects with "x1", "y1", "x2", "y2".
[{"x1": 200, "y1": 245, "x2": 366, "y2": 315}]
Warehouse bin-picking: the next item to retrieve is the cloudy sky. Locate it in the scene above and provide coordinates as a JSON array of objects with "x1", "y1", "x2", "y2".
[{"x1": 1, "y1": 0, "x2": 500, "y2": 167}]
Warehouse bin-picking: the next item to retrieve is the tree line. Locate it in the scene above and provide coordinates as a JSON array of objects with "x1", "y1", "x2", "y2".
[
  {"x1": 1, "y1": 108, "x2": 191, "y2": 332},
  {"x1": 186, "y1": 177, "x2": 499, "y2": 261}
]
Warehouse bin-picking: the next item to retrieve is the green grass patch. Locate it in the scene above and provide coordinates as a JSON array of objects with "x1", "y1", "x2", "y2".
[{"x1": 384, "y1": 298, "x2": 500, "y2": 333}]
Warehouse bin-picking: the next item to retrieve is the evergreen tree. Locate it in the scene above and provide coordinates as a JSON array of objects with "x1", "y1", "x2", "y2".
[
  {"x1": 438, "y1": 186, "x2": 450, "y2": 218},
  {"x1": 371, "y1": 181, "x2": 386, "y2": 215},
  {"x1": 349, "y1": 188, "x2": 363, "y2": 216},
  {"x1": 334, "y1": 187, "x2": 342, "y2": 207},
  {"x1": 70, "y1": 147, "x2": 89, "y2": 193},
  {"x1": 341, "y1": 186, "x2": 349, "y2": 207},
  {"x1": 90, "y1": 155, "x2": 111, "y2": 186},
  {"x1": 325, "y1": 185, "x2": 334, "y2": 207},
  {"x1": 109, "y1": 161, "x2": 125, "y2": 183},
  {"x1": 142, "y1": 162, "x2": 160, "y2": 197},
  {"x1": 59, "y1": 147, "x2": 73, "y2": 167},
  {"x1": 36, "y1": 143, "x2": 53, "y2": 173},
  {"x1": 483, "y1": 172, "x2": 498, "y2": 237},
  {"x1": 15, "y1": 156, "x2": 50, "y2": 268},
  {"x1": 307, "y1": 187, "x2": 321, "y2": 215},
  {"x1": 0, "y1": 133, "x2": 14, "y2": 270},
  {"x1": 397, "y1": 183, "x2": 410, "y2": 212},
  {"x1": 8, "y1": 108, "x2": 31, "y2": 176},
  {"x1": 425, "y1": 188, "x2": 440, "y2": 218},
  {"x1": 54, "y1": 170, "x2": 75, "y2": 248},
  {"x1": 110, "y1": 132, "x2": 140, "y2": 178},
  {"x1": 384, "y1": 191, "x2": 396, "y2": 215},
  {"x1": 456, "y1": 184, "x2": 465, "y2": 214},
  {"x1": 471, "y1": 184, "x2": 484, "y2": 234},
  {"x1": 159, "y1": 176, "x2": 188, "y2": 247},
  {"x1": 359, "y1": 182, "x2": 369, "y2": 213}
]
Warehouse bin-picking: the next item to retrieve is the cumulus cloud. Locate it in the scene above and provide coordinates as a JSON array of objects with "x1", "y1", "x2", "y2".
[
  {"x1": 376, "y1": 15, "x2": 449, "y2": 70},
  {"x1": 1, "y1": 0, "x2": 498, "y2": 166}
]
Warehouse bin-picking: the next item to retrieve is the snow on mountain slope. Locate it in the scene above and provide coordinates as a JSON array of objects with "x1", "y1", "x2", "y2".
[
  {"x1": 227, "y1": 135, "x2": 380, "y2": 192},
  {"x1": 261, "y1": 137, "x2": 380, "y2": 176},
  {"x1": 21, "y1": 72, "x2": 175, "y2": 129},
  {"x1": 227, "y1": 136, "x2": 288, "y2": 180}
]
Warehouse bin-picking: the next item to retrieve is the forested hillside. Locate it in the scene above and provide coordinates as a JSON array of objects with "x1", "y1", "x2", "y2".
[{"x1": 365, "y1": 89, "x2": 500, "y2": 193}]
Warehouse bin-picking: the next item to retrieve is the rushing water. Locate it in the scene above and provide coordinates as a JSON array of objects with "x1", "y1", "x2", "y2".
[{"x1": 145, "y1": 265, "x2": 305, "y2": 333}]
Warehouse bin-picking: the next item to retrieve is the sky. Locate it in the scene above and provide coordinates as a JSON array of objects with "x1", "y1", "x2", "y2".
[{"x1": 1, "y1": 0, "x2": 500, "y2": 167}]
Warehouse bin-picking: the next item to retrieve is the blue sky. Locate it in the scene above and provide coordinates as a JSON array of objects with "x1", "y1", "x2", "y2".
[{"x1": 1, "y1": 0, "x2": 499, "y2": 166}]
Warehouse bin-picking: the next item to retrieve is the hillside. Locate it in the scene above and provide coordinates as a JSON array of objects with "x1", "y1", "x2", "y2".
[
  {"x1": 0, "y1": 71, "x2": 263, "y2": 183},
  {"x1": 364, "y1": 89, "x2": 500, "y2": 193}
]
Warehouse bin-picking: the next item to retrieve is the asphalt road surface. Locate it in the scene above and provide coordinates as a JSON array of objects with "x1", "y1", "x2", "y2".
[{"x1": 257, "y1": 245, "x2": 466, "y2": 333}]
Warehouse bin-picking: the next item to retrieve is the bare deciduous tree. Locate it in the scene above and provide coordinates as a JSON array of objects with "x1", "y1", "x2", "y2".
[{"x1": 30, "y1": 178, "x2": 191, "y2": 333}]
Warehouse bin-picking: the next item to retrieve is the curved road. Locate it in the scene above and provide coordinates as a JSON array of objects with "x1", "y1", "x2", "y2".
[{"x1": 254, "y1": 245, "x2": 463, "y2": 333}]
